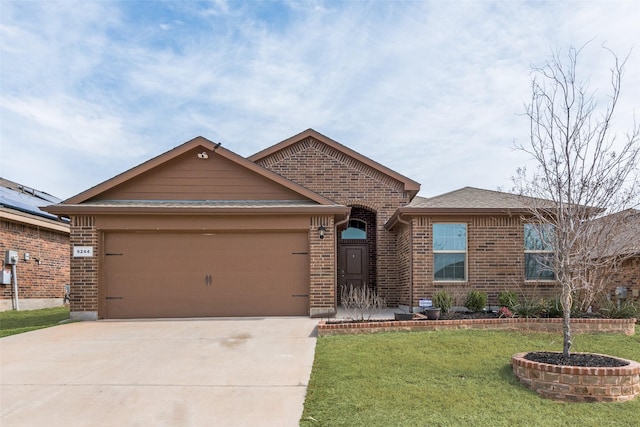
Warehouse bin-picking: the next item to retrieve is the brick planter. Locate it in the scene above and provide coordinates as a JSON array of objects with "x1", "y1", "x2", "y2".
[
  {"x1": 511, "y1": 352, "x2": 640, "y2": 402},
  {"x1": 317, "y1": 317, "x2": 636, "y2": 336}
]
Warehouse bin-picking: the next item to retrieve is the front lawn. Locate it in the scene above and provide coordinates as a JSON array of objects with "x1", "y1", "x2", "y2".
[
  {"x1": 301, "y1": 330, "x2": 640, "y2": 426},
  {"x1": 0, "y1": 306, "x2": 70, "y2": 337}
]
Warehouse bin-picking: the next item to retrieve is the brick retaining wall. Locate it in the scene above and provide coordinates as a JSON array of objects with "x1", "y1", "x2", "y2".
[
  {"x1": 512, "y1": 352, "x2": 640, "y2": 402},
  {"x1": 317, "y1": 317, "x2": 636, "y2": 336}
]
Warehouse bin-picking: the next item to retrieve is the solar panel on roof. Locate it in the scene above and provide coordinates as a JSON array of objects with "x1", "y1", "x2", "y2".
[{"x1": 0, "y1": 186, "x2": 63, "y2": 221}]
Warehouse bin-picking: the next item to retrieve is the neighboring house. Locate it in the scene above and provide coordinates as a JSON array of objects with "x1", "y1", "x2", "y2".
[
  {"x1": 591, "y1": 209, "x2": 640, "y2": 300},
  {"x1": 1, "y1": 178, "x2": 70, "y2": 311},
  {"x1": 42, "y1": 129, "x2": 636, "y2": 320}
]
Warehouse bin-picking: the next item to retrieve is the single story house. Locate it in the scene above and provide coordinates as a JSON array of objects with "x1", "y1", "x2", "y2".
[
  {"x1": 1, "y1": 178, "x2": 70, "y2": 311},
  {"x1": 43, "y1": 129, "x2": 636, "y2": 320},
  {"x1": 592, "y1": 209, "x2": 640, "y2": 300}
]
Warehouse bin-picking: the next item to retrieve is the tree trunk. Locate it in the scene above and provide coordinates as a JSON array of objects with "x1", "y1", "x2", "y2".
[{"x1": 562, "y1": 289, "x2": 572, "y2": 357}]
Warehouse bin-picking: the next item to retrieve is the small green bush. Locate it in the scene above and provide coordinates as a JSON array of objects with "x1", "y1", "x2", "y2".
[
  {"x1": 513, "y1": 295, "x2": 545, "y2": 318},
  {"x1": 598, "y1": 298, "x2": 639, "y2": 319},
  {"x1": 543, "y1": 295, "x2": 564, "y2": 318},
  {"x1": 465, "y1": 290, "x2": 487, "y2": 313},
  {"x1": 433, "y1": 291, "x2": 453, "y2": 313},
  {"x1": 497, "y1": 291, "x2": 518, "y2": 310}
]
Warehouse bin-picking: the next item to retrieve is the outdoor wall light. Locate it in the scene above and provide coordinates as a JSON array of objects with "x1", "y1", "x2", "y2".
[{"x1": 318, "y1": 225, "x2": 326, "y2": 239}]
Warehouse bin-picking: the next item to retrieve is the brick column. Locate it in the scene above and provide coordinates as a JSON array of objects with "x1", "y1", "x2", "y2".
[
  {"x1": 69, "y1": 216, "x2": 99, "y2": 320},
  {"x1": 309, "y1": 216, "x2": 335, "y2": 316}
]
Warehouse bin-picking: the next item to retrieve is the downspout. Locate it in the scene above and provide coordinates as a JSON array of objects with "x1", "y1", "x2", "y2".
[
  {"x1": 12, "y1": 263, "x2": 20, "y2": 311},
  {"x1": 396, "y1": 214, "x2": 413, "y2": 313}
]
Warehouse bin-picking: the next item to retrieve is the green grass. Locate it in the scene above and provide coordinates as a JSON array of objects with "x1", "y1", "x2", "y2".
[
  {"x1": 301, "y1": 330, "x2": 640, "y2": 426},
  {"x1": 0, "y1": 306, "x2": 70, "y2": 337}
]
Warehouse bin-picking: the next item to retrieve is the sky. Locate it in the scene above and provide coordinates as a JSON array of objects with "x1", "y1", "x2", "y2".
[{"x1": 1, "y1": 0, "x2": 639, "y2": 201}]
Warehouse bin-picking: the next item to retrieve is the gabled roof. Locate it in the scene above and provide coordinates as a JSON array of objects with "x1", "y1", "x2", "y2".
[
  {"x1": 590, "y1": 209, "x2": 640, "y2": 257},
  {"x1": 44, "y1": 136, "x2": 350, "y2": 217},
  {"x1": 386, "y1": 187, "x2": 551, "y2": 229},
  {"x1": 249, "y1": 129, "x2": 421, "y2": 198}
]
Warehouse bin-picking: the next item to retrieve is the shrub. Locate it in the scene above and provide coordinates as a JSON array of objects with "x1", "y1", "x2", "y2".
[
  {"x1": 497, "y1": 306, "x2": 514, "y2": 318},
  {"x1": 597, "y1": 298, "x2": 639, "y2": 319},
  {"x1": 433, "y1": 291, "x2": 453, "y2": 313},
  {"x1": 465, "y1": 290, "x2": 488, "y2": 313},
  {"x1": 340, "y1": 284, "x2": 387, "y2": 321},
  {"x1": 513, "y1": 295, "x2": 545, "y2": 318},
  {"x1": 497, "y1": 291, "x2": 518, "y2": 310},
  {"x1": 543, "y1": 295, "x2": 564, "y2": 318}
]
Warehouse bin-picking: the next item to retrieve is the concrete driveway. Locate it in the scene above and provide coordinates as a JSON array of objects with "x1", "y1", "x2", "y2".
[{"x1": 1, "y1": 317, "x2": 318, "y2": 426}]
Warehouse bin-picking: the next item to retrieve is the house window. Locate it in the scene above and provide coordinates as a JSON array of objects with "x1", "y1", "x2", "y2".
[
  {"x1": 433, "y1": 223, "x2": 466, "y2": 281},
  {"x1": 524, "y1": 223, "x2": 555, "y2": 280},
  {"x1": 341, "y1": 219, "x2": 367, "y2": 240}
]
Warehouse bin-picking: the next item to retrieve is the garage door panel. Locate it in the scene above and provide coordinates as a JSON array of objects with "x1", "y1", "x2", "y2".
[{"x1": 104, "y1": 232, "x2": 309, "y2": 318}]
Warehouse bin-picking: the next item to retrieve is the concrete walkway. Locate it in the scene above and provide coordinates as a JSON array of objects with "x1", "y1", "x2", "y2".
[{"x1": 0, "y1": 317, "x2": 318, "y2": 427}]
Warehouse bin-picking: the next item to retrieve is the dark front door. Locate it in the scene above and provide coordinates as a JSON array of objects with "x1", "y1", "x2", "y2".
[{"x1": 339, "y1": 244, "x2": 368, "y2": 290}]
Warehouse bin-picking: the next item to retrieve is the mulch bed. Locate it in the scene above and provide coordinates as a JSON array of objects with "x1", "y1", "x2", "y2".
[{"x1": 524, "y1": 351, "x2": 629, "y2": 367}]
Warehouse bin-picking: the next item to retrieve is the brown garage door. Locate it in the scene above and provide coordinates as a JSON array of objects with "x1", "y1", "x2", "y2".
[{"x1": 103, "y1": 232, "x2": 309, "y2": 318}]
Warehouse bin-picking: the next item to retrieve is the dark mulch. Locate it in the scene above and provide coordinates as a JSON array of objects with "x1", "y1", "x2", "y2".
[
  {"x1": 525, "y1": 351, "x2": 629, "y2": 367},
  {"x1": 440, "y1": 311, "x2": 498, "y2": 320}
]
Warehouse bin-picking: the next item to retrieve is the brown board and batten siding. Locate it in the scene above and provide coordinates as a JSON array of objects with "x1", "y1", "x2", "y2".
[{"x1": 93, "y1": 147, "x2": 309, "y2": 202}]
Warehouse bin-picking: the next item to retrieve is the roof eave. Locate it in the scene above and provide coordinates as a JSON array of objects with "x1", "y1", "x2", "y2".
[
  {"x1": 42, "y1": 204, "x2": 351, "y2": 217},
  {"x1": 385, "y1": 207, "x2": 534, "y2": 230}
]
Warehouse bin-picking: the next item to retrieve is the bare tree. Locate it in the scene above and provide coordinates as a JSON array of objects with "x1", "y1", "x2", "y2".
[{"x1": 513, "y1": 43, "x2": 640, "y2": 357}]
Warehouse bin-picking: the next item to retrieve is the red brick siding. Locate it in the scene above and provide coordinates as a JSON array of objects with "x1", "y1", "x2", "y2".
[
  {"x1": 1, "y1": 218, "x2": 69, "y2": 304},
  {"x1": 309, "y1": 216, "x2": 335, "y2": 315},
  {"x1": 410, "y1": 215, "x2": 560, "y2": 307},
  {"x1": 255, "y1": 137, "x2": 411, "y2": 306},
  {"x1": 607, "y1": 257, "x2": 640, "y2": 299},
  {"x1": 395, "y1": 221, "x2": 412, "y2": 307},
  {"x1": 69, "y1": 216, "x2": 99, "y2": 314}
]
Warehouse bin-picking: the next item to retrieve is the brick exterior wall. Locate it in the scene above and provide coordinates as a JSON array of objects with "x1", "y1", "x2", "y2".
[
  {"x1": 68, "y1": 216, "x2": 99, "y2": 319},
  {"x1": 395, "y1": 218, "x2": 412, "y2": 307},
  {"x1": 607, "y1": 257, "x2": 640, "y2": 300},
  {"x1": 309, "y1": 216, "x2": 336, "y2": 316},
  {"x1": 409, "y1": 215, "x2": 560, "y2": 308},
  {"x1": 255, "y1": 137, "x2": 411, "y2": 306},
  {"x1": 1, "y1": 217, "x2": 69, "y2": 310}
]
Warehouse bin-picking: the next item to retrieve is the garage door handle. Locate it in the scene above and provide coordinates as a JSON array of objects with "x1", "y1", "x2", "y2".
[
  {"x1": 205, "y1": 274, "x2": 213, "y2": 286},
  {"x1": 292, "y1": 294, "x2": 308, "y2": 298}
]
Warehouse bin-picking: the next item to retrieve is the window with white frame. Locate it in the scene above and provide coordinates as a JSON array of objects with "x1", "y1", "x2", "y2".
[
  {"x1": 524, "y1": 223, "x2": 555, "y2": 280},
  {"x1": 433, "y1": 223, "x2": 467, "y2": 281}
]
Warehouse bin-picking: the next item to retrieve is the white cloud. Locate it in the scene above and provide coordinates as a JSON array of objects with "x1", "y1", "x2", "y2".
[{"x1": 1, "y1": 0, "x2": 639, "y2": 200}]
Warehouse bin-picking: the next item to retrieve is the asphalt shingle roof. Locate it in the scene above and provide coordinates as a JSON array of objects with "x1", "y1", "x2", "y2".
[{"x1": 408, "y1": 187, "x2": 541, "y2": 210}]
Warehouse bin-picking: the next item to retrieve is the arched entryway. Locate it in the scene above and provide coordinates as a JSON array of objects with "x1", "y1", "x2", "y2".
[{"x1": 337, "y1": 206, "x2": 377, "y2": 301}]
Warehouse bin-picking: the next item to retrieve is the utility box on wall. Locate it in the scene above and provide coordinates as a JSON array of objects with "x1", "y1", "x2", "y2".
[
  {"x1": 5, "y1": 250, "x2": 18, "y2": 265},
  {"x1": 1, "y1": 269, "x2": 11, "y2": 285}
]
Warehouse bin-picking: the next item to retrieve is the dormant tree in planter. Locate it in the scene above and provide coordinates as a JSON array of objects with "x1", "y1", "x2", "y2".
[{"x1": 513, "y1": 43, "x2": 640, "y2": 358}]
